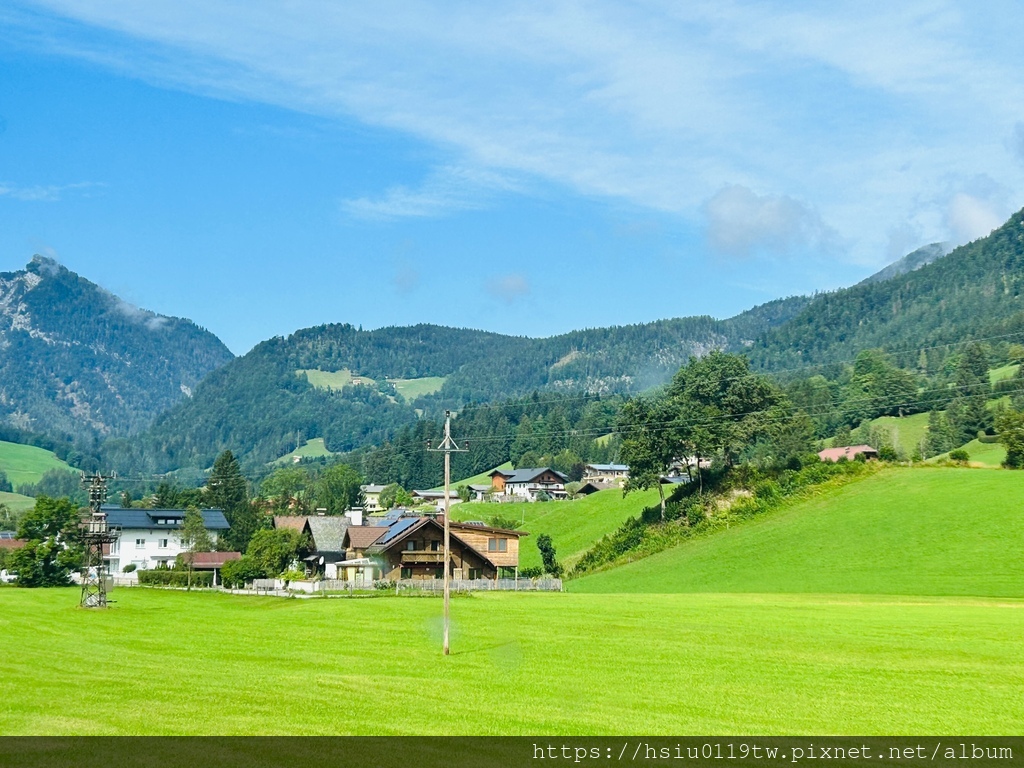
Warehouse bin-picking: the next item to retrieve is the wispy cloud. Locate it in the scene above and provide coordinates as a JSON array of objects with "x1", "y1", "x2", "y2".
[
  {"x1": 10, "y1": 1, "x2": 1024, "y2": 260},
  {"x1": 486, "y1": 273, "x2": 530, "y2": 304},
  {"x1": 946, "y1": 192, "x2": 1004, "y2": 245},
  {"x1": 341, "y1": 166, "x2": 519, "y2": 221},
  {"x1": 703, "y1": 184, "x2": 839, "y2": 259},
  {"x1": 0, "y1": 180, "x2": 101, "y2": 202}
]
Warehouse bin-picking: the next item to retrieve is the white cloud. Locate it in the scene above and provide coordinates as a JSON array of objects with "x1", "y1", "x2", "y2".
[
  {"x1": 486, "y1": 273, "x2": 530, "y2": 304},
  {"x1": 703, "y1": 184, "x2": 837, "y2": 258},
  {"x1": 341, "y1": 166, "x2": 519, "y2": 221},
  {"x1": 9, "y1": 1, "x2": 1024, "y2": 258},
  {"x1": 945, "y1": 193, "x2": 1004, "y2": 244},
  {"x1": 0, "y1": 180, "x2": 99, "y2": 202}
]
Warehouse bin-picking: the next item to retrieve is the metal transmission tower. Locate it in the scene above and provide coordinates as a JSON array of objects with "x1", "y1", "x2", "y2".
[
  {"x1": 79, "y1": 473, "x2": 120, "y2": 608},
  {"x1": 427, "y1": 411, "x2": 467, "y2": 655}
]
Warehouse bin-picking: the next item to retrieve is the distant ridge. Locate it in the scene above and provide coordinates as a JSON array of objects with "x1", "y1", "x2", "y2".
[
  {"x1": 856, "y1": 242, "x2": 951, "y2": 286},
  {"x1": 0, "y1": 256, "x2": 234, "y2": 439}
]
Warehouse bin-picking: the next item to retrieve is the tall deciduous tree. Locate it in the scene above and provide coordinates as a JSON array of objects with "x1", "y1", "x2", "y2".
[
  {"x1": 996, "y1": 410, "x2": 1024, "y2": 468},
  {"x1": 311, "y1": 463, "x2": 364, "y2": 514},
  {"x1": 619, "y1": 395, "x2": 679, "y2": 520},
  {"x1": 9, "y1": 496, "x2": 83, "y2": 587},
  {"x1": 178, "y1": 505, "x2": 212, "y2": 591}
]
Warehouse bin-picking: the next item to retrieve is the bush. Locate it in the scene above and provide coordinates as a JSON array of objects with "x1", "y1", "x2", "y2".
[
  {"x1": 878, "y1": 445, "x2": 898, "y2": 462},
  {"x1": 949, "y1": 449, "x2": 970, "y2": 464},
  {"x1": 518, "y1": 566, "x2": 544, "y2": 578},
  {"x1": 122, "y1": 563, "x2": 137, "y2": 574},
  {"x1": 220, "y1": 555, "x2": 266, "y2": 588},
  {"x1": 137, "y1": 570, "x2": 213, "y2": 588}
]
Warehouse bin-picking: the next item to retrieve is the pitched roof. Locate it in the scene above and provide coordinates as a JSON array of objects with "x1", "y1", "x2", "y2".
[
  {"x1": 306, "y1": 516, "x2": 350, "y2": 552},
  {"x1": 101, "y1": 507, "x2": 230, "y2": 530},
  {"x1": 367, "y1": 517, "x2": 498, "y2": 566},
  {"x1": 273, "y1": 516, "x2": 309, "y2": 531},
  {"x1": 818, "y1": 445, "x2": 878, "y2": 462},
  {"x1": 449, "y1": 520, "x2": 527, "y2": 537},
  {"x1": 585, "y1": 463, "x2": 629, "y2": 472},
  {"x1": 361, "y1": 484, "x2": 386, "y2": 494},
  {"x1": 578, "y1": 481, "x2": 615, "y2": 494},
  {"x1": 488, "y1": 467, "x2": 568, "y2": 484},
  {"x1": 181, "y1": 551, "x2": 242, "y2": 568},
  {"x1": 344, "y1": 526, "x2": 386, "y2": 550}
]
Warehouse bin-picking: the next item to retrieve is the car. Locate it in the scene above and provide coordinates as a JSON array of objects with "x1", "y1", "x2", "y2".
[{"x1": 0, "y1": 569, "x2": 18, "y2": 584}]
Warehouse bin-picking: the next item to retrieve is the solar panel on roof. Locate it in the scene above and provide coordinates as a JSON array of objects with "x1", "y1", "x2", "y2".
[
  {"x1": 377, "y1": 517, "x2": 418, "y2": 545},
  {"x1": 0, "y1": 531, "x2": 16, "y2": 539}
]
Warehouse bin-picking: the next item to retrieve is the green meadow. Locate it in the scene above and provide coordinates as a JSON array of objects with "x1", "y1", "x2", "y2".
[
  {"x1": 391, "y1": 376, "x2": 446, "y2": 400},
  {"x1": 0, "y1": 440, "x2": 75, "y2": 487},
  {"x1": 0, "y1": 491, "x2": 35, "y2": 514},
  {"x1": 3, "y1": 466, "x2": 1023, "y2": 735},
  {"x1": 272, "y1": 437, "x2": 336, "y2": 464},
  {"x1": 454, "y1": 486, "x2": 660, "y2": 570},
  {"x1": 1, "y1": 587, "x2": 1021, "y2": 735}
]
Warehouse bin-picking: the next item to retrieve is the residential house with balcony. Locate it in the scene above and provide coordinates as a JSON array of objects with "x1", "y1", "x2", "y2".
[
  {"x1": 488, "y1": 467, "x2": 568, "y2": 501},
  {"x1": 102, "y1": 507, "x2": 230, "y2": 575}
]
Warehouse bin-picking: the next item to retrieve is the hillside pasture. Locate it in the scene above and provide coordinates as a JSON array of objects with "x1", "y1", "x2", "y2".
[
  {"x1": 573, "y1": 467, "x2": 1024, "y2": 597},
  {"x1": 391, "y1": 376, "x2": 446, "y2": 401},
  {"x1": 0, "y1": 440, "x2": 75, "y2": 488},
  {"x1": 0, "y1": 587, "x2": 1021, "y2": 735},
  {"x1": 272, "y1": 437, "x2": 336, "y2": 465},
  {"x1": 0, "y1": 490, "x2": 36, "y2": 514},
  {"x1": 298, "y1": 368, "x2": 377, "y2": 390},
  {"x1": 929, "y1": 438, "x2": 1006, "y2": 468},
  {"x1": 454, "y1": 487, "x2": 661, "y2": 570}
]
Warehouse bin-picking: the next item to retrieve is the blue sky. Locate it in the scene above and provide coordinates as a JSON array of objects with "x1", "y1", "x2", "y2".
[{"x1": 1, "y1": 1, "x2": 1023, "y2": 354}]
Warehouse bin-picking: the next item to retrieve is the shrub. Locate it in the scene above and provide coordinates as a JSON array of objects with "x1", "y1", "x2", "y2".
[
  {"x1": 137, "y1": 570, "x2": 213, "y2": 588},
  {"x1": 220, "y1": 555, "x2": 265, "y2": 588},
  {"x1": 122, "y1": 564, "x2": 137, "y2": 574},
  {"x1": 518, "y1": 566, "x2": 544, "y2": 578},
  {"x1": 949, "y1": 449, "x2": 970, "y2": 464},
  {"x1": 878, "y1": 445, "x2": 898, "y2": 462}
]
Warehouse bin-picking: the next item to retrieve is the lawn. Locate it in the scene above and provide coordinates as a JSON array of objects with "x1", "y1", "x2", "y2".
[
  {"x1": 1, "y1": 587, "x2": 1021, "y2": 735},
  {"x1": 572, "y1": 467, "x2": 1024, "y2": 597},
  {"x1": 298, "y1": 368, "x2": 376, "y2": 390},
  {"x1": 857, "y1": 412, "x2": 930, "y2": 456},
  {"x1": 431, "y1": 462, "x2": 512, "y2": 490},
  {"x1": 454, "y1": 487, "x2": 662, "y2": 570},
  {"x1": 989, "y1": 363, "x2": 1019, "y2": 384},
  {"x1": 0, "y1": 440, "x2": 75, "y2": 488}
]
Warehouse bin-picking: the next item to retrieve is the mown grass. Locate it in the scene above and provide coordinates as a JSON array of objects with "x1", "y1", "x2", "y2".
[
  {"x1": 1, "y1": 587, "x2": 1022, "y2": 735},
  {"x1": 573, "y1": 467, "x2": 1024, "y2": 597},
  {"x1": 930, "y1": 438, "x2": 1006, "y2": 468},
  {"x1": 432, "y1": 462, "x2": 512, "y2": 490},
  {"x1": 454, "y1": 487, "x2": 661, "y2": 570},
  {"x1": 858, "y1": 412, "x2": 930, "y2": 456},
  {"x1": 298, "y1": 368, "x2": 376, "y2": 390},
  {"x1": 0, "y1": 440, "x2": 75, "y2": 487}
]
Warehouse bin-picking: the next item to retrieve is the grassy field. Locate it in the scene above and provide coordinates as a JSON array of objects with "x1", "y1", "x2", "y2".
[
  {"x1": 454, "y1": 487, "x2": 661, "y2": 570},
  {"x1": 857, "y1": 412, "x2": 930, "y2": 456},
  {"x1": 1, "y1": 586, "x2": 1021, "y2": 735},
  {"x1": 573, "y1": 467, "x2": 1024, "y2": 596},
  {"x1": 272, "y1": 437, "x2": 336, "y2": 465},
  {"x1": 391, "y1": 376, "x2": 446, "y2": 400},
  {"x1": 930, "y1": 438, "x2": 1006, "y2": 468},
  {"x1": 430, "y1": 462, "x2": 513, "y2": 490},
  {"x1": 298, "y1": 368, "x2": 374, "y2": 390},
  {"x1": 990, "y1": 363, "x2": 1019, "y2": 384},
  {"x1": 0, "y1": 490, "x2": 36, "y2": 514},
  {"x1": 0, "y1": 440, "x2": 75, "y2": 487}
]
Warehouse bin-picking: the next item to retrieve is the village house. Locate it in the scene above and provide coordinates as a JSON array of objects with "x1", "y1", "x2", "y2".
[
  {"x1": 347, "y1": 516, "x2": 525, "y2": 580},
  {"x1": 582, "y1": 463, "x2": 630, "y2": 484},
  {"x1": 273, "y1": 510, "x2": 363, "y2": 578},
  {"x1": 360, "y1": 484, "x2": 386, "y2": 513},
  {"x1": 101, "y1": 506, "x2": 230, "y2": 575},
  {"x1": 488, "y1": 467, "x2": 568, "y2": 501}
]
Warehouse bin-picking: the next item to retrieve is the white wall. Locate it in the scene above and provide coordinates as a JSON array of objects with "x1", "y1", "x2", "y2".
[{"x1": 106, "y1": 528, "x2": 219, "y2": 576}]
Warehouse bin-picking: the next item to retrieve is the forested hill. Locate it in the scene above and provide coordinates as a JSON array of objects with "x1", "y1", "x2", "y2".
[
  {"x1": 124, "y1": 299, "x2": 812, "y2": 472},
  {"x1": 745, "y1": 207, "x2": 1024, "y2": 373},
  {"x1": 0, "y1": 256, "x2": 234, "y2": 439}
]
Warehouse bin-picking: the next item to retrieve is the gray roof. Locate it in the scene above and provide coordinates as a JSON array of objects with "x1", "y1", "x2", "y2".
[
  {"x1": 490, "y1": 467, "x2": 568, "y2": 484},
  {"x1": 101, "y1": 507, "x2": 230, "y2": 530},
  {"x1": 306, "y1": 516, "x2": 350, "y2": 552},
  {"x1": 586, "y1": 463, "x2": 629, "y2": 472},
  {"x1": 361, "y1": 484, "x2": 386, "y2": 494}
]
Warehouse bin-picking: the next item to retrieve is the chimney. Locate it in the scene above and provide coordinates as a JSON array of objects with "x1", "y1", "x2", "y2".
[
  {"x1": 345, "y1": 508, "x2": 363, "y2": 527},
  {"x1": 316, "y1": 507, "x2": 327, "y2": 517}
]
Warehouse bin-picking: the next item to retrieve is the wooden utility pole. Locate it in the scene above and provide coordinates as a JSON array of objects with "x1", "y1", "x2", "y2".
[{"x1": 428, "y1": 410, "x2": 467, "y2": 655}]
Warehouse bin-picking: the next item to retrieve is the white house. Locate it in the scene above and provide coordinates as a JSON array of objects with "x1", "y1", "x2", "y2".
[
  {"x1": 101, "y1": 507, "x2": 230, "y2": 575},
  {"x1": 360, "y1": 484, "x2": 386, "y2": 513},
  {"x1": 583, "y1": 463, "x2": 630, "y2": 483},
  {"x1": 488, "y1": 467, "x2": 568, "y2": 501}
]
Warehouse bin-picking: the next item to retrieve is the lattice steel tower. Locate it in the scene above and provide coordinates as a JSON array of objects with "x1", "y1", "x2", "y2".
[{"x1": 79, "y1": 473, "x2": 120, "y2": 608}]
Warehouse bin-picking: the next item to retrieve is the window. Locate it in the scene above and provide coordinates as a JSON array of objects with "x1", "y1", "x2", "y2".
[
  {"x1": 135, "y1": 539, "x2": 145, "y2": 549},
  {"x1": 158, "y1": 539, "x2": 169, "y2": 549},
  {"x1": 400, "y1": 567, "x2": 412, "y2": 579},
  {"x1": 406, "y1": 541, "x2": 416, "y2": 551},
  {"x1": 468, "y1": 568, "x2": 481, "y2": 580},
  {"x1": 430, "y1": 540, "x2": 440, "y2": 551},
  {"x1": 488, "y1": 538, "x2": 507, "y2": 552}
]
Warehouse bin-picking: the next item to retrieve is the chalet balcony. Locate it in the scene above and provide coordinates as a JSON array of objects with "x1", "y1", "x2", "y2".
[{"x1": 400, "y1": 550, "x2": 445, "y2": 564}]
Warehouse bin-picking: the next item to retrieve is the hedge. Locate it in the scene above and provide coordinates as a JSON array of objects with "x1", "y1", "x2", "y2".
[{"x1": 137, "y1": 570, "x2": 214, "y2": 587}]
